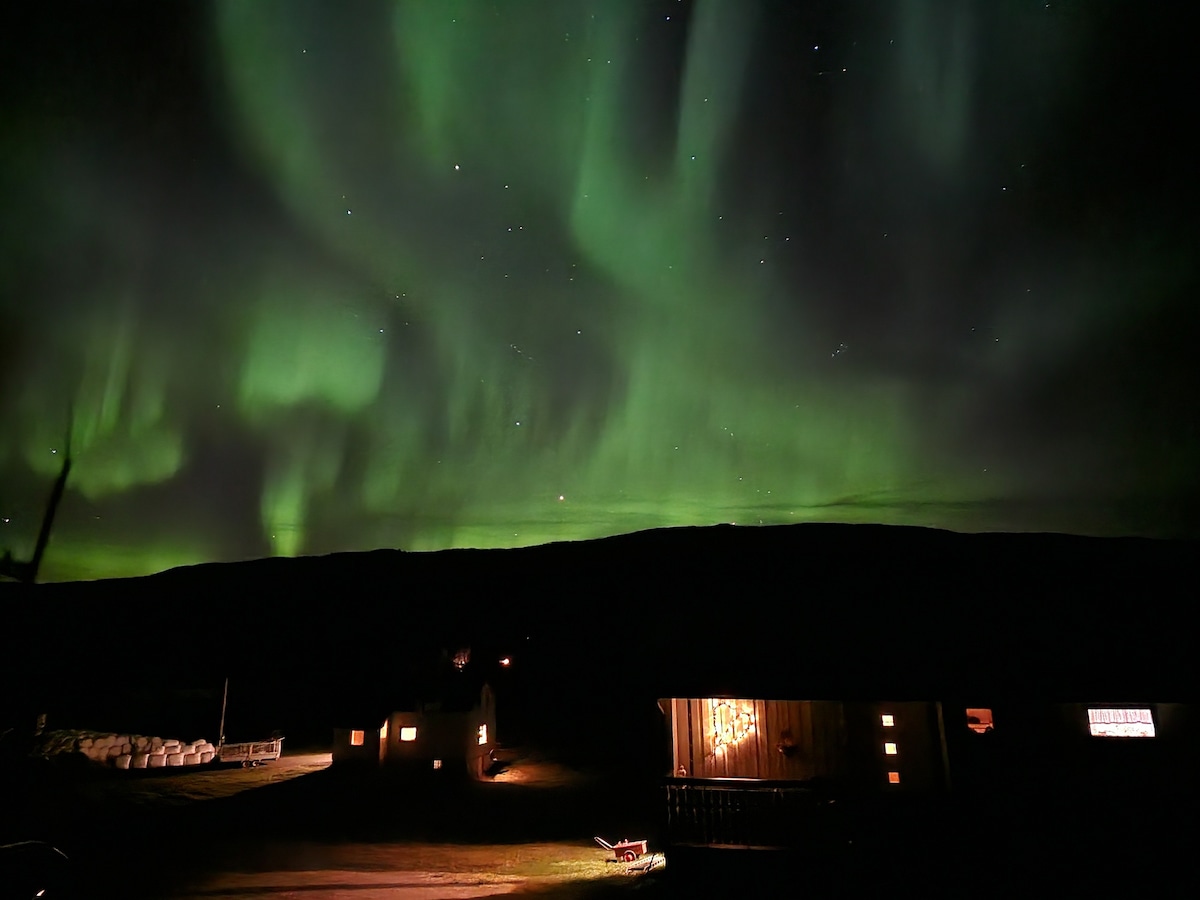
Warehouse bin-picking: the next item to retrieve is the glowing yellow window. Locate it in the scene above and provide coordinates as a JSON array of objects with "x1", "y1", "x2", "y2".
[
  {"x1": 478, "y1": 724, "x2": 488, "y2": 745},
  {"x1": 379, "y1": 720, "x2": 389, "y2": 740},
  {"x1": 884, "y1": 742, "x2": 898, "y2": 755},
  {"x1": 881, "y1": 714, "x2": 894, "y2": 727},
  {"x1": 350, "y1": 730, "x2": 364, "y2": 747},
  {"x1": 432, "y1": 759, "x2": 443, "y2": 769},
  {"x1": 400, "y1": 726, "x2": 417, "y2": 742},
  {"x1": 888, "y1": 771, "x2": 901, "y2": 784}
]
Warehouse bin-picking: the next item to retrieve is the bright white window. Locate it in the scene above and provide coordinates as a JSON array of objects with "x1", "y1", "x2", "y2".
[
  {"x1": 478, "y1": 724, "x2": 488, "y2": 745},
  {"x1": 887, "y1": 771, "x2": 900, "y2": 784},
  {"x1": 379, "y1": 720, "x2": 389, "y2": 740},
  {"x1": 881, "y1": 714, "x2": 894, "y2": 727},
  {"x1": 350, "y1": 730, "x2": 364, "y2": 747},
  {"x1": 400, "y1": 726, "x2": 417, "y2": 742},
  {"x1": 1088, "y1": 708, "x2": 1155, "y2": 738},
  {"x1": 884, "y1": 742, "x2": 897, "y2": 755},
  {"x1": 432, "y1": 759, "x2": 443, "y2": 769}
]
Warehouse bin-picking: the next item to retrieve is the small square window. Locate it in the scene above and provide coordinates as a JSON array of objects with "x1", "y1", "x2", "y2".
[
  {"x1": 966, "y1": 708, "x2": 994, "y2": 734},
  {"x1": 350, "y1": 730, "x2": 364, "y2": 747},
  {"x1": 881, "y1": 714, "x2": 894, "y2": 727},
  {"x1": 400, "y1": 726, "x2": 417, "y2": 742},
  {"x1": 432, "y1": 758, "x2": 443, "y2": 769},
  {"x1": 884, "y1": 742, "x2": 897, "y2": 755},
  {"x1": 888, "y1": 771, "x2": 900, "y2": 784}
]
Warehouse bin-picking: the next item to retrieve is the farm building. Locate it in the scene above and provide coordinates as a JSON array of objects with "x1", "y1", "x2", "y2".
[
  {"x1": 332, "y1": 665, "x2": 496, "y2": 778},
  {"x1": 642, "y1": 589, "x2": 1194, "y2": 887}
]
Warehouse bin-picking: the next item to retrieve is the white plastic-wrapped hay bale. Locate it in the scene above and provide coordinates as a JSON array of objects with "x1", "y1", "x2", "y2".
[
  {"x1": 107, "y1": 745, "x2": 124, "y2": 760},
  {"x1": 163, "y1": 739, "x2": 181, "y2": 752},
  {"x1": 166, "y1": 753, "x2": 183, "y2": 767},
  {"x1": 150, "y1": 736, "x2": 163, "y2": 749},
  {"x1": 114, "y1": 754, "x2": 131, "y2": 770},
  {"x1": 115, "y1": 735, "x2": 130, "y2": 746},
  {"x1": 181, "y1": 743, "x2": 197, "y2": 756},
  {"x1": 120, "y1": 742, "x2": 132, "y2": 755},
  {"x1": 150, "y1": 745, "x2": 166, "y2": 756},
  {"x1": 182, "y1": 753, "x2": 199, "y2": 766},
  {"x1": 77, "y1": 737, "x2": 94, "y2": 751},
  {"x1": 199, "y1": 750, "x2": 214, "y2": 764},
  {"x1": 148, "y1": 754, "x2": 167, "y2": 768},
  {"x1": 194, "y1": 743, "x2": 214, "y2": 757},
  {"x1": 131, "y1": 753, "x2": 149, "y2": 769},
  {"x1": 134, "y1": 736, "x2": 150, "y2": 752}
]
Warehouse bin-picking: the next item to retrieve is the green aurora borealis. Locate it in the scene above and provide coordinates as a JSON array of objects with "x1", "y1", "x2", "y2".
[{"x1": 2, "y1": 1, "x2": 1197, "y2": 581}]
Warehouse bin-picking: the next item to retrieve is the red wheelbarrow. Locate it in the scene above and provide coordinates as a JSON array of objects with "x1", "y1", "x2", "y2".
[{"x1": 594, "y1": 836, "x2": 648, "y2": 862}]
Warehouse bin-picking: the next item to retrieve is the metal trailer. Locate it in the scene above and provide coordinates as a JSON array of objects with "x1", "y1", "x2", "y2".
[
  {"x1": 216, "y1": 737, "x2": 284, "y2": 767},
  {"x1": 214, "y1": 677, "x2": 284, "y2": 766}
]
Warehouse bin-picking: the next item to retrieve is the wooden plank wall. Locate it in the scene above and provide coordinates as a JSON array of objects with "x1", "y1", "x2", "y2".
[{"x1": 674, "y1": 699, "x2": 846, "y2": 780}]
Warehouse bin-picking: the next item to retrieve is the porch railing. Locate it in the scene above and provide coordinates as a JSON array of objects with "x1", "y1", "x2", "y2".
[{"x1": 663, "y1": 778, "x2": 842, "y2": 849}]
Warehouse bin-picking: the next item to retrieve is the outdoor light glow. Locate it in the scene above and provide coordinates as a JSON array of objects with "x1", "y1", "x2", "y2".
[
  {"x1": 709, "y1": 699, "x2": 755, "y2": 751},
  {"x1": 499, "y1": 657, "x2": 511, "y2": 667},
  {"x1": 400, "y1": 726, "x2": 417, "y2": 742},
  {"x1": 1088, "y1": 708, "x2": 1155, "y2": 738}
]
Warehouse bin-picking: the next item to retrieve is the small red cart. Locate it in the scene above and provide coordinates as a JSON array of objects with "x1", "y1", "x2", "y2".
[{"x1": 594, "y1": 836, "x2": 648, "y2": 863}]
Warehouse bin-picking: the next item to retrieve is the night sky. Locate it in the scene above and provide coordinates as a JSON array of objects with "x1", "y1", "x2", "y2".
[{"x1": 2, "y1": 1, "x2": 1197, "y2": 582}]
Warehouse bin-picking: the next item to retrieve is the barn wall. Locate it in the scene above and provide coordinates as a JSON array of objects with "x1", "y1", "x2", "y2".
[
  {"x1": 468, "y1": 685, "x2": 497, "y2": 778},
  {"x1": 670, "y1": 699, "x2": 846, "y2": 780},
  {"x1": 332, "y1": 725, "x2": 382, "y2": 766},
  {"x1": 382, "y1": 707, "x2": 486, "y2": 770},
  {"x1": 845, "y1": 701, "x2": 944, "y2": 793}
]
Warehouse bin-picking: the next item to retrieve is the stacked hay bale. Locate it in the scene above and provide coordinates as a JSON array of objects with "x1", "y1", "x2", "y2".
[{"x1": 35, "y1": 729, "x2": 217, "y2": 770}]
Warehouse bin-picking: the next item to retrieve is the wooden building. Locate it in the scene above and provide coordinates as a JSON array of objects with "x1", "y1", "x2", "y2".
[
  {"x1": 331, "y1": 663, "x2": 497, "y2": 778},
  {"x1": 656, "y1": 695, "x2": 1193, "y2": 879}
]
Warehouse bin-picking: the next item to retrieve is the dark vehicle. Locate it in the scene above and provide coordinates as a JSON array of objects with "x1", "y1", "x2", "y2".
[{"x1": 0, "y1": 841, "x2": 71, "y2": 899}]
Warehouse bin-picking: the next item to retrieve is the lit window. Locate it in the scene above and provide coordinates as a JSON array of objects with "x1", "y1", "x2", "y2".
[
  {"x1": 884, "y1": 742, "x2": 897, "y2": 755},
  {"x1": 400, "y1": 726, "x2": 417, "y2": 742},
  {"x1": 478, "y1": 724, "x2": 488, "y2": 745},
  {"x1": 432, "y1": 759, "x2": 442, "y2": 769},
  {"x1": 379, "y1": 720, "x2": 389, "y2": 740},
  {"x1": 966, "y1": 708, "x2": 994, "y2": 734},
  {"x1": 881, "y1": 714, "x2": 894, "y2": 727},
  {"x1": 350, "y1": 730, "x2": 364, "y2": 747},
  {"x1": 1088, "y1": 708, "x2": 1155, "y2": 738},
  {"x1": 888, "y1": 771, "x2": 900, "y2": 784}
]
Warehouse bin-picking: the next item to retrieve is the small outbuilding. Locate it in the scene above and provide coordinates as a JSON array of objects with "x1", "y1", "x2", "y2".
[{"x1": 332, "y1": 665, "x2": 496, "y2": 778}]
